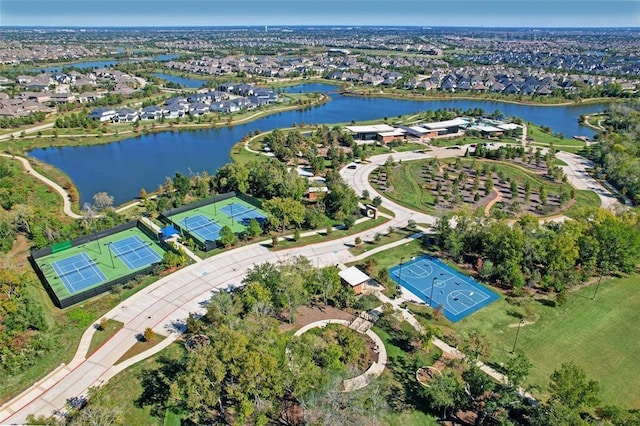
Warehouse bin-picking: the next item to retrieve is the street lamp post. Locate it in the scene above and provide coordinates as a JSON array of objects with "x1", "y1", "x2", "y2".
[
  {"x1": 107, "y1": 243, "x2": 115, "y2": 268},
  {"x1": 511, "y1": 318, "x2": 525, "y2": 353}
]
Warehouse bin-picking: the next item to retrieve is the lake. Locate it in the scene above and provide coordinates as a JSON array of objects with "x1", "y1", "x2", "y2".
[
  {"x1": 34, "y1": 54, "x2": 179, "y2": 73},
  {"x1": 28, "y1": 83, "x2": 608, "y2": 206},
  {"x1": 152, "y1": 73, "x2": 206, "y2": 88}
]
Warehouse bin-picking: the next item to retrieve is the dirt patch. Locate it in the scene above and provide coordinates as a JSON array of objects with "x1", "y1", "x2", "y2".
[
  {"x1": 6, "y1": 233, "x2": 31, "y2": 269},
  {"x1": 279, "y1": 305, "x2": 355, "y2": 333},
  {"x1": 483, "y1": 187, "x2": 502, "y2": 216}
]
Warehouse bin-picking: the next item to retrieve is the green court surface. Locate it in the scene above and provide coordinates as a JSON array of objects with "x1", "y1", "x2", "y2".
[
  {"x1": 35, "y1": 227, "x2": 167, "y2": 300},
  {"x1": 166, "y1": 196, "x2": 267, "y2": 244}
]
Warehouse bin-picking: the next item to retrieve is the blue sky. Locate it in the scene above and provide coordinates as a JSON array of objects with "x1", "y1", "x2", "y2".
[{"x1": 1, "y1": 0, "x2": 638, "y2": 27}]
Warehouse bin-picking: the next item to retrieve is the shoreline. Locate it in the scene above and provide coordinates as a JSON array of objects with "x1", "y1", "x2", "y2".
[{"x1": 4, "y1": 88, "x2": 613, "y2": 212}]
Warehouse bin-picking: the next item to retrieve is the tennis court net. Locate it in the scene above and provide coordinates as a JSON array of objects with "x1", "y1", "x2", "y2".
[
  {"x1": 112, "y1": 242, "x2": 153, "y2": 258},
  {"x1": 184, "y1": 220, "x2": 218, "y2": 233},
  {"x1": 55, "y1": 261, "x2": 98, "y2": 278}
]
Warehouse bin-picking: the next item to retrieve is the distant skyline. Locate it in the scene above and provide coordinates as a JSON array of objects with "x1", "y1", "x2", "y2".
[{"x1": 1, "y1": 0, "x2": 639, "y2": 28}]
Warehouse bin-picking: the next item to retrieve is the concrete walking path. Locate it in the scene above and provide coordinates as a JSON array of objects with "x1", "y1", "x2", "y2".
[
  {"x1": 0, "y1": 153, "x2": 82, "y2": 219},
  {"x1": 371, "y1": 291, "x2": 535, "y2": 401}
]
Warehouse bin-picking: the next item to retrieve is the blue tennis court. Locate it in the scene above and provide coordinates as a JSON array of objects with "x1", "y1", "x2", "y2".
[
  {"x1": 389, "y1": 255, "x2": 499, "y2": 322},
  {"x1": 109, "y1": 235, "x2": 162, "y2": 270},
  {"x1": 178, "y1": 214, "x2": 222, "y2": 242},
  {"x1": 219, "y1": 202, "x2": 266, "y2": 225},
  {"x1": 50, "y1": 252, "x2": 107, "y2": 294}
]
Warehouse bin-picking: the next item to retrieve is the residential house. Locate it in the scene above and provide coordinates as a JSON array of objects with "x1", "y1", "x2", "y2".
[
  {"x1": 50, "y1": 93, "x2": 76, "y2": 104},
  {"x1": 140, "y1": 105, "x2": 163, "y2": 120},
  {"x1": 189, "y1": 102, "x2": 209, "y2": 116},
  {"x1": 112, "y1": 107, "x2": 138, "y2": 123},
  {"x1": 77, "y1": 91, "x2": 104, "y2": 103},
  {"x1": 89, "y1": 107, "x2": 116, "y2": 122},
  {"x1": 163, "y1": 104, "x2": 185, "y2": 119}
]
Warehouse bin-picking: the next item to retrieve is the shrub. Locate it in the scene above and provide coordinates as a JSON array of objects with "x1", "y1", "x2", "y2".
[{"x1": 143, "y1": 327, "x2": 154, "y2": 342}]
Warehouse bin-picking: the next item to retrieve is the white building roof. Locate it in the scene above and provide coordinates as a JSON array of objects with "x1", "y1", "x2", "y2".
[
  {"x1": 378, "y1": 129, "x2": 407, "y2": 137},
  {"x1": 470, "y1": 124, "x2": 503, "y2": 132},
  {"x1": 497, "y1": 123, "x2": 521, "y2": 130},
  {"x1": 408, "y1": 125, "x2": 430, "y2": 133},
  {"x1": 421, "y1": 117, "x2": 469, "y2": 130},
  {"x1": 345, "y1": 124, "x2": 396, "y2": 133},
  {"x1": 338, "y1": 266, "x2": 371, "y2": 287}
]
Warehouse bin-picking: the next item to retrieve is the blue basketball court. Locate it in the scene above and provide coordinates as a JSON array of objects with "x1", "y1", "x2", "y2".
[
  {"x1": 389, "y1": 255, "x2": 499, "y2": 322},
  {"x1": 109, "y1": 235, "x2": 162, "y2": 270},
  {"x1": 178, "y1": 214, "x2": 222, "y2": 242},
  {"x1": 219, "y1": 202, "x2": 266, "y2": 225},
  {"x1": 50, "y1": 252, "x2": 107, "y2": 294}
]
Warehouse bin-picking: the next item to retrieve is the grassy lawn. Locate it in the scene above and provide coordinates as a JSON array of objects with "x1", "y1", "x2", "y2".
[
  {"x1": 271, "y1": 216, "x2": 390, "y2": 251},
  {"x1": 115, "y1": 332, "x2": 167, "y2": 365},
  {"x1": 91, "y1": 342, "x2": 186, "y2": 426},
  {"x1": 87, "y1": 319, "x2": 124, "y2": 357},
  {"x1": 348, "y1": 226, "x2": 416, "y2": 256},
  {"x1": 347, "y1": 239, "x2": 426, "y2": 272},
  {"x1": 0, "y1": 284, "x2": 118, "y2": 404},
  {"x1": 384, "y1": 411, "x2": 440, "y2": 426},
  {"x1": 347, "y1": 239, "x2": 640, "y2": 408},
  {"x1": 527, "y1": 124, "x2": 587, "y2": 153},
  {"x1": 443, "y1": 274, "x2": 640, "y2": 407},
  {"x1": 229, "y1": 140, "x2": 271, "y2": 165},
  {"x1": 391, "y1": 142, "x2": 429, "y2": 153}
]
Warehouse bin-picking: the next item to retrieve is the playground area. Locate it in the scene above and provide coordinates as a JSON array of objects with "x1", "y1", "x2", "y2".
[
  {"x1": 389, "y1": 255, "x2": 499, "y2": 322},
  {"x1": 164, "y1": 195, "x2": 267, "y2": 246},
  {"x1": 33, "y1": 226, "x2": 167, "y2": 304}
]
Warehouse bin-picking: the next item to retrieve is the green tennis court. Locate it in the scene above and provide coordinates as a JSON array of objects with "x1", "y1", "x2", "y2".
[
  {"x1": 35, "y1": 227, "x2": 166, "y2": 301},
  {"x1": 166, "y1": 196, "x2": 267, "y2": 245}
]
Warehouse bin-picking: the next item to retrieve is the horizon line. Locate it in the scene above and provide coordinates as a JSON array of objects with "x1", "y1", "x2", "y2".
[{"x1": 2, "y1": 24, "x2": 639, "y2": 29}]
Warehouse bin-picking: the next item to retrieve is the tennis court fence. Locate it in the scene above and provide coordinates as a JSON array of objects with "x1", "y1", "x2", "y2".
[
  {"x1": 30, "y1": 220, "x2": 180, "y2": 309},
  {"x1": 159, "y1": 191, "x2": 263, "y2": 252}
]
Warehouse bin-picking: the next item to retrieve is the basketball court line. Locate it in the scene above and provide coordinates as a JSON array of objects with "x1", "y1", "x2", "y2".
[{"x1": 389, "y1": 255, "x2": 498, "y2": 322}]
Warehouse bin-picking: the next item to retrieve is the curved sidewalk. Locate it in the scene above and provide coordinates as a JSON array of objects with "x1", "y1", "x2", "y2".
[{"x1": 0, "y1": 153, "x2": 82, "y2": 219}]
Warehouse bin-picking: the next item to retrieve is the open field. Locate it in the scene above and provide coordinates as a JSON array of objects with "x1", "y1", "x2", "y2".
[
  {"x1": 439, "y1": 274, "x2": 640, "y2": 408},
  {"x1": 349, "y1": 240, "x2": 640, "y2": 407}
]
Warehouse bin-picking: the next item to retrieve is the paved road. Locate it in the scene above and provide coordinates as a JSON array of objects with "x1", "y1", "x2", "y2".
[
  {"x1": 0, "y1": 144, "x2": 620, "y2": 424},
  {"x1": 0, "y1": 123, "x2": 55, "y2": 141}
]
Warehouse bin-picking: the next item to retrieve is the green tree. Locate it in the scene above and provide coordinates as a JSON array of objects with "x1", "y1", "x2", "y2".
[
  {"x1": 323, "y1": 182, "x2": 358, "y2": 220},
  {"x1": 173, "y1": 173, "x2": 191, "y2": 197},
  {"x1": 504, "y1": 352, "x2": 532, "y2": 389},
  {"x1": 263, "y1": 197, "x2": 305, "y2": 231},
  {"x1": 246, "y1": 218, "x2": 263, "y2": 238},
  {"x1": 218, "y1": 225, "x2": 237, "y2": 247},
  {"x1": 425, "y1": 371, "x2": 464, "y2": 420},
  {"x1": 549, "y1": 362, "x2": 600, "y2": 411}
]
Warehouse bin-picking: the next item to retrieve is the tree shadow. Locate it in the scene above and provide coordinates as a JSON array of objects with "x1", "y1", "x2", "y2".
[{"x1": 135, "y1": 355, "x2": 185, "y2": 417}]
